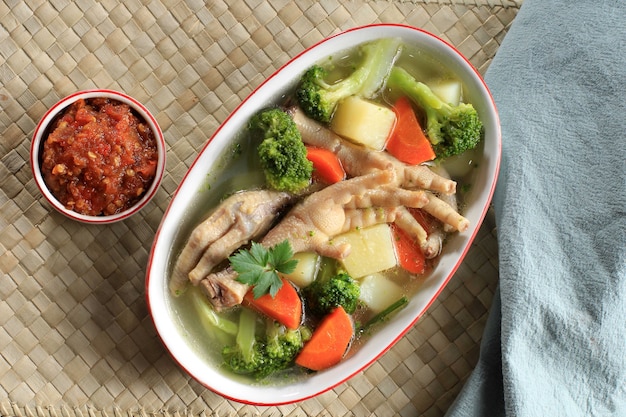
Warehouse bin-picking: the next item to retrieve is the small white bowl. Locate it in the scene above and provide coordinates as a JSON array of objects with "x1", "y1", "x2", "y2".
[
  {"x1": 30, "y1": 89, "x2": 166, "y2": 224},
  {"x1": 146, "y1": 24, "x2": 500, "y2": 405}
]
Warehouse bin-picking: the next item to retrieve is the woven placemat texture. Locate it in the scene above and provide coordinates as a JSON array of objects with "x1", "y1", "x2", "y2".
[{"x1": 1, "y1": 1, "x2": 518, "y2": 416}]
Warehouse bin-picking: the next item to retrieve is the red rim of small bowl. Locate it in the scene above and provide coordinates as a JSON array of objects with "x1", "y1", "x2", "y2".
[{"x1": 30, "y1": 89, "x2": 166, "y2": 224}]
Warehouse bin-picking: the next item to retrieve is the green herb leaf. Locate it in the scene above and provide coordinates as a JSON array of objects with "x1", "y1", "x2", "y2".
[
  {"x1": 229, "y1": 240, "x2": 297, "y2": 299},
  {"x1": 270, "y1": 240, "x2": 298, "y2": 275}
]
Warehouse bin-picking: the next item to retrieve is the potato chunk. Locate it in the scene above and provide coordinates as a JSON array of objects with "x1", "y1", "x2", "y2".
[
  {"x1": 430, "y1": 79, "x2": 462, "y2": 106},
  {"x1": 359, "y1": 273, "x2": 405, "y2": 314},
  {"x1": 331, "y1": 96, "x2": 396, "y2": 150},
  {"x1": 280, "y1": 252, "x2": 319, "y2": 288},
  {"x1": 333, "y1": 223, "x2": 397, "y2": 278}
]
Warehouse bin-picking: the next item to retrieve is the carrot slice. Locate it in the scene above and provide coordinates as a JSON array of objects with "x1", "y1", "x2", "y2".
[
  {"x1": 385, "y1": 96, "x2": 436, "y2": 165},
  {"x1": 391, "y1": 223, "x2": 426, "y2": 274},
  {"x1": 306, "y1": 146, "x2": 346, "y2": 184},
  {"x1": 295, "y1": 306, "x2": 354, "y2": 371},
  {"x1": 243, "y1": 278, "x2": 302, "y2": 330}
]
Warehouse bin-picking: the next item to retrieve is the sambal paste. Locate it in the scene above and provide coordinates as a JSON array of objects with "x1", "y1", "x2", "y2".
[{"x1": 41, "y1": 98, "x2": 158, "y2": 216}]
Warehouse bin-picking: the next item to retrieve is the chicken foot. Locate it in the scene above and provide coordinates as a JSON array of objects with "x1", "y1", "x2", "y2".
[
  {"x1": 394, "y1": 207, "x2": 444, "y2": 259},
  {"x1": 422, "y1": 191, "x2": 469, "y2": 233},
  {"x1": 290, "y1": 106, "x2": 469, "y2": 238},
  {"x1": 289, "y1": 106, "x2": 456, "y2": 194},
  {"x1": 261, "y1": 169, "x2": 428, "y2": 258},
  {"x1": 170, "y1": 189, "x2": 292, "y2": 296},
  {"x1": 201, "y1": 169, "x2": 428, "y2": 310}
]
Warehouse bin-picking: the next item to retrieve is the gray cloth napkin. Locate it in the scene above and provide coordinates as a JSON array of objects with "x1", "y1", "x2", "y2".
[{"x1": 446, "y1": 0, "x2": 626, "y2": 415}]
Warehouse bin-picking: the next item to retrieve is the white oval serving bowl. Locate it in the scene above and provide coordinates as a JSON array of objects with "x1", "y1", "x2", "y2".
[
  {"x1": 146, "y1": 23, "x2": 501, "y2": 405},
  {"x1": 30, "y1": 89, "x2": 166, "y2": 224}
]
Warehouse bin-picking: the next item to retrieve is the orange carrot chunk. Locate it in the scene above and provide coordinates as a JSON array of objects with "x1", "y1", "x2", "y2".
[
  {"x1": 305, "y1": 146, "x2": 346, "y2": 184},
  {"x1": 385, "y1": 96, "x2": 436, "y2": 165},
  {"x1": 243, "y1": 278, "x2": 302, "y2": 330},
  {"x1": 295, "y1": 306, "x2": 354, "y2": 371},
  {"x1": 391, "y1": 223, "x2": 426, "y2": 275}
]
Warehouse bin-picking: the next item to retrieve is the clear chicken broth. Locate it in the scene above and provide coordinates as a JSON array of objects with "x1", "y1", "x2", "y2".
[{"x1": 167, "y1": 40, "x2": 483, "y2": 385}]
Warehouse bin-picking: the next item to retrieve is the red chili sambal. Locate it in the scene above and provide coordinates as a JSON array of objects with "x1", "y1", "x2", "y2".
[{"x1": 41, "y1": 98, "x2": 158, "y2": 216}]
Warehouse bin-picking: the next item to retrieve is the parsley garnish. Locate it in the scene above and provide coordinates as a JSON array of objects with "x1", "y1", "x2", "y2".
[{"x1": 229, "y1": 240, "x2": 297, "y2": 299}]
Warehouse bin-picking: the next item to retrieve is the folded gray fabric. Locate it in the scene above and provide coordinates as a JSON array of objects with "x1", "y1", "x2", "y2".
[{"x1": 446, "y1": 0, "x2": 626, "y2": 415}]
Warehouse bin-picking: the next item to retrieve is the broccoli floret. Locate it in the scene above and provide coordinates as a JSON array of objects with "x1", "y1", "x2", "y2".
[
  {"x1": 222, "y1": 309, "x2": 306, "y2": 380},
  {"x1": 305, "y1": 259, "x2": 360, "y2": 316},
  {"x1": 222, "y1": 308, "x2": 263, "y2": 375},
  {"x1": 295, "y1": 38, "x2": 402, "y2": 124},
  {"x1": 249, "y1": 108, "x2": 313, "y2": 193},
  {"x1": 387, "y1": 66, "x2": 484, "y2": 159},
  {"x1": 256, "y1": 320, "x2": 306, "y2": 379},
  {"x1": 222, "y1": 341, "x2": 267, "y2": 375}
]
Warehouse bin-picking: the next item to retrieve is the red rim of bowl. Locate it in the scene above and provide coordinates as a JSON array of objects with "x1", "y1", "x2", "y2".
[
  {"x1": 30, "y1": 89, "x2": 166, "y2": 224},
  {"x1": 145, "y1": 23, "x2": 501, "y2": 406}
]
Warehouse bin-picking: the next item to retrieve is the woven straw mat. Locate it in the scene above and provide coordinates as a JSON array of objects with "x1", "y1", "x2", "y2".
[{"x1": 0, "y1": 1, "x2": 520, "y2": 416}]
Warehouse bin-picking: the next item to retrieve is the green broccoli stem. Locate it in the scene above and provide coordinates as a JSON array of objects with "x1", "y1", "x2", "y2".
[
  {"x1": 190, "y1": 288, "x2": 238, "y2": 346},
  {"x1": 265, "y1": 317, "x2": 283, "y2": 342},
  {"x1": 387, "y1": 66, "x2": 446, "y2": 110},
  {"x1": 323, "y1": 37, "x2": 403, "y2": 97},
  {"x1": 358, "y1": 296, "x2": 409, "y2": 334},
  {"x1": 388, "y1": 65, "x2": 484, "y2": 159},
  {"x1": 296, "y1": 38, "x2": 402, "y2": 124},
  {"x1": 387, "y1": 66, "x2": 449, "y2": 145},
  {"x1": 237, "y1": 308, "x2": 258, "y2": 364},
  {"x1": 356, "y1": 37, "x2": 403, "y2": 98},
  {"x1": 317, "y1": 257, "x2": 341, "y2": 283}
]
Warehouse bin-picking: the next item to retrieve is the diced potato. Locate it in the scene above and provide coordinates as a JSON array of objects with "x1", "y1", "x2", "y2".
[
  {"x1": 280, "y1": 252, "x2": 319, "y2": 288},
  {"x1": 333, "y1": 223, "x2": 397, "y2": 278},
  {"x1": 430, "y1": 79, "x2": 462, "y2": 106},
  {"x1": 359, "y1": 273, "x2": 405, "y2": 314},
  {"x1": 331, "y1": 96, "x2": 396, "y2": 150}
]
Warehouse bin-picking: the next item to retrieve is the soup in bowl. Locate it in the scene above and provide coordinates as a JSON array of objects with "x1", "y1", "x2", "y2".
[{"x1": 146, "y1": 23, "x2": 500, "y2": 405}]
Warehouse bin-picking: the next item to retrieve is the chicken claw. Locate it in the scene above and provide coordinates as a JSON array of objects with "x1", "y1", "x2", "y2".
[
  {"x1": 394, "y1": 207, "x2": 444, "y2": 259},
  {"x1": 260, "y1": 169, "x2": 428, "y2": 259},
  {"x1": 199, "y1": 170, "x2": 428, "y2": 310},
  {"x1": 290, "y1": 106, "x2": 456, "y2": 194},
  {"x1": 198, "y1": 267, "x2": 246, "y2": 309},
  {"x1": 170, "y1": 189, "x2": 292, "y2": 296},
  {"x1": 422, "y1": 191, "x2": 469, "y2": 232}
]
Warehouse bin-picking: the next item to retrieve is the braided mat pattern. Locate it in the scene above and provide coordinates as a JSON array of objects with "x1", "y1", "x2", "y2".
[{"x1": 0, "y1": 1, "x2": 519, "y2": 416}]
